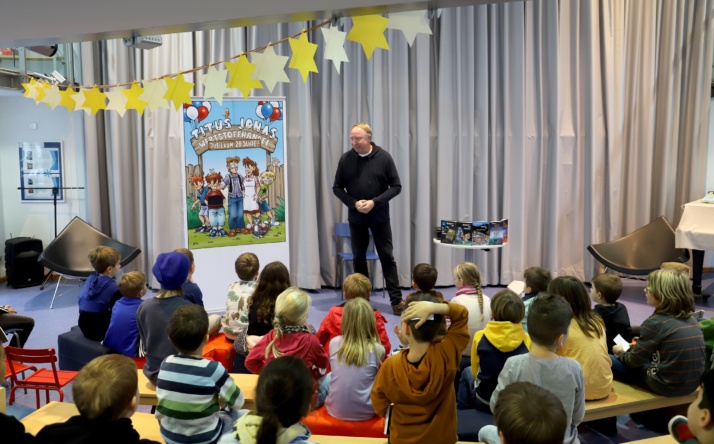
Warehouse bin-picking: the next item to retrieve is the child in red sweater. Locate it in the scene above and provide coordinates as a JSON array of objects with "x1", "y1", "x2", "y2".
[{"x1": 316, "y1": 273, "x2": 390, "y2": 361}]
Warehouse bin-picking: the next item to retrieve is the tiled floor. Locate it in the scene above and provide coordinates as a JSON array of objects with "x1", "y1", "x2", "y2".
[{"x1": 3, "y1": 271, "x2": 713, "y2": 442}]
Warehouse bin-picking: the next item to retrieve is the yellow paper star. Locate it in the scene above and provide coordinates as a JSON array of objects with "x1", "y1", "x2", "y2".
[
  {"x1": 72, "y1": 89, "x2": 90, "y2": 114},
  {"x1": 163, "y1": 74, "x2": 195, "y2": 111},
  {"x1": 288, "y1": 31, "x2": 319, "y2": 83},
  {"x1": 22, "y1": 78, "x2": 39, "y2": 99},
  {"x1": 225, "y1": 55, "x2": 263, "y2": 98},
  {"x1": 347, "y1": 15, "x2": 390, "y2": 59},
  {"x1": 58, "y1": 87, "x2": 77, "y2": 112},
  {"x1": 251, "y1": 43, "x2": 290, "y2": 93},
  {"x1": 123, "y1": 82, "x2": 148, "y2": 115},
  {"x1": 83, "y1": 85, "x2": 107, "y2": 115},
  {"x1": 106, "y1": 90, "x2": 128, "y2": 117},
  {"x1": 34, "y1": 82, "x2": 48, "y2": 105},
  {"x1": 140, "y1": 79, "x2": 169, "y2": 112},
  {"x1": 41, "y1": 84, "x2": 62, "y2": 109}
]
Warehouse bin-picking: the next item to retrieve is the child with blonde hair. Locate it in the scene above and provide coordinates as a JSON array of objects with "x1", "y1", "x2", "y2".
[
  {"x1": 325, "y1": 298, "x2": 386, "y2": 421},
  {"x1": 612, "y1": 268, "x2": 705, "y2": 396},
  {"x1": 452, "y1": 262, "x2": 491, "y2": 360},
  {"x1": 246, "y1": 288, "x2": 329, "y2": 398},
  {"x1": 549, "y1": 276, "x2": 612, "y2": 401}
]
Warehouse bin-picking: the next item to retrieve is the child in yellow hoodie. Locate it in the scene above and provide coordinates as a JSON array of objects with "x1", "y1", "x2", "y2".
[
  {"x1": 457, "y1": 289, "x2": 531, "y2": 411},
  {"x1": 371, "y1": 292, "x2": 469, "y2": 444}
]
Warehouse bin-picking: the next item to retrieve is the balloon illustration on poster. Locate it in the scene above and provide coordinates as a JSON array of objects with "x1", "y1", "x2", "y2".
[
  {"x1": 184, "y1": 101, "x2": 214, "y2": 128},
  {"x1": 256, "y1": 101, "x2": 283, "y2": 122}
]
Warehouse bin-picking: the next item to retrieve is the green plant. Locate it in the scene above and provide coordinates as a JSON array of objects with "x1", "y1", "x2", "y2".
[
  {"x1": 273, "y1": 196, "x2": 286, "y2": 222},
  {"x1": 186, "y1": 196, "x2": 202, "y2": 229}
]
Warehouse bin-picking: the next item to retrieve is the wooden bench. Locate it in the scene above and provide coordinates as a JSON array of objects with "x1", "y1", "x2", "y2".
[
  {"x1": 21, "y1": 401, "x2": 165, "y2": 443},
  {"x1": 137, "y1": 369, "x2": 258, "y2": 410},
  {"x1": 624, "y1": 436, "x2": 675, "y2": 443},
  {"x1": 583, "y1": 380, "x2": 696, "y2": 421}
]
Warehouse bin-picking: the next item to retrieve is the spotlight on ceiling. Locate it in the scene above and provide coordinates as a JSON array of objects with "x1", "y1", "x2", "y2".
[{"x1": 27, "y1": 45, "x2": 58, "y2": 57}]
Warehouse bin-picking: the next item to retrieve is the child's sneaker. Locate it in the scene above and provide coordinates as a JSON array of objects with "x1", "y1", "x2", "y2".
[
  {"x1": 668, "y1": 415, "x2": 699, "y2": 443},
  {"x1": 270, "y1": 218, "x2": 280, "y2": 226},
  {"x1": 219, "y1": 229, "x2": 228, "y2": 236},
  {"x1": 209, "y1": 229, "x2": 218, "y2": 237}
]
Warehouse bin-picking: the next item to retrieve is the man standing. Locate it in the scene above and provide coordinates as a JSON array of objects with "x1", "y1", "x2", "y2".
[
  {"x1": 333, "y1": 123, "x2": 406, "y2": 315},
  {"x1": 223, "y1": 156, "x2": 245, "y2": 237}
]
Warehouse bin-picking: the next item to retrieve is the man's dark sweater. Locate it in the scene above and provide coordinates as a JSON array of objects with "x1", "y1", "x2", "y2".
[
  {"x1": 332, "y1": 143, "x2": 401, "y2": 225},
  {"x1": 594, "y1": 302, "x2": 632, "y2": 354}
]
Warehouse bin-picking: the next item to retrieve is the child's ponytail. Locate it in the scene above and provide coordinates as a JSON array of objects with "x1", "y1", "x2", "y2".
[
  {"x1": 455, "y1": 262, "x2": 484, "y2": 321},
  {"x1": 265, "y1": 287, "x2": 310, "y2": 359},
  {"x1": 256, "y1": 411, "x2": 282, "y2": 444}
]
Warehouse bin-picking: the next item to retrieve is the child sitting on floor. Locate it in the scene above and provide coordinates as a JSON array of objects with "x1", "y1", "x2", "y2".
[
  {"x1": 478, "y1": 293, "x2": 585, "y2": 444},
  {"x1": 36, "y1": 354, "x2": 161, "y2": 444},
  {"x1": 458, "y1": 289, "x2": 530, "y2": 411},
  {"x1": 591, "y1": 273, "x2": 631, "y2": 354},
  {"x1": 175, "y1": 247, "x2": 221, "y2": 335},
  {"x1": 493, "y1": 382, "x2": 568, "y2": 444},
  {"x1": 412, "y1": 263, "x2": 438, "y2": 292},
  {"x1": 78, "y1": 246, "x2": 122, "y2": 341},
  {"x1": 222, "y1": 252, "x2": 260, "y2": 342},
  {"x1": 219, "y1": 356, "x2": 316, "y2": 444},
  {"x1": 371, "y1": 292, "x2": 470, "y2": 444},
  {"x1": 316, "y1": 273, "x2": 390, "y2": 362},
  {"x1": 325, "y1": 297, "x2": 386, "y2": 421},
  {"x1": 246, "y1": 287, "x2": 329, "y2": 405},
  {"x1": 156, "y1": 304, "x2": 244, "y2": 444},
  {"x1": 550, "y1": 276, "x2": 613, "y2": 401},
  {"x1": 452, "y1": 262, "x2": 492, "y2": 362},
  {"x1": 103, "y1": 271, "x2": 146, "y2": 357}
]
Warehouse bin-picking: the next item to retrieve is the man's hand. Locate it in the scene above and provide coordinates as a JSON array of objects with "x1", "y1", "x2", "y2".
[
  {"x1": 4, "y1": 305, "x2": 17, "y2": 314},
  {"x1": 355, "y1": 199, "x2": 375, "y2": 214}
]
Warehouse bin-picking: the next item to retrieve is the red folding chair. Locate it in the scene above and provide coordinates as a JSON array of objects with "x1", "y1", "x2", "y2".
[
  {"x1": 4, "y1": 346, "x2": 79, "y2": 408},
  {"x1": 3, "y1": 358, "x2": 37, "y2": 393}
]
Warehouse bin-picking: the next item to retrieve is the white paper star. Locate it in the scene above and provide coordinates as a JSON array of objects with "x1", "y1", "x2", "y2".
[
  {"x1": 71, "y1": 89, "x2": 90, "y2": 115},
  {"x1": 251, "y1": 43, "x2": 290, "y2": 93},
  {"x1": 41, "y1": 85, "x2": 62, "y2": 110},
  {"x1": 139, "y1": 79, "x2": 169, "y2": 112},
  {"x1": 106, "y1": 90, "x2": 128, "y2": 117},
  {"x1": 199, "y1": 66, "x2": 230, "y2": 105},
  {"x1": 387, "y1": 10, "x2": 433, "y2": 46},
  {"x1": 321, "y1": 27, "x2": 349, "y2": 74}
]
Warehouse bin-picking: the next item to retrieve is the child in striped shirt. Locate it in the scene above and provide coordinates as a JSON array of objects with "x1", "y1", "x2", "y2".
[{"x1": 156, "y1": 305, "x2": 245, "y2": 444}]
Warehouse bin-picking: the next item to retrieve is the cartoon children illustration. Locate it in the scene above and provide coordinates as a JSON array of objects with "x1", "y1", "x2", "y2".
[
  {"x1": 242, "y1": 157, "x2": 261, "y2": 230},
  {"x1": 258, "y1": 171, "x2": 280, "y2": 227},
  {"x1": 223, "y1": 156, "x2": 245, "y2": 237},
  {"x1": 189, "y1": 175, "x2": 211, "y2": 233},
  {"x1": 205, "y1": 169, "x2": 228, "y2": 237}
]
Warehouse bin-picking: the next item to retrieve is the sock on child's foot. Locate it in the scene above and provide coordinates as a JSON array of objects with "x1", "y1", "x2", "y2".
[{"x1": 668, "y1": 415, "x2": 699, "y2": 444}]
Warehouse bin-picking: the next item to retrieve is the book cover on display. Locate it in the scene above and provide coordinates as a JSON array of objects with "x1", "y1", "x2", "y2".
[
  {"x1": 454, "y1": 222, "x2": 472, "y2": 245},
  {"x1": 704, "y1": 191, "x2": 714, "y2": 204},
  {"x1": 489, "y1": 220, "x2": 505, "y2": 245},
  {"x1": 501, "y1": 219, "x2": 509, "y2": 243},
  {"x1": 472, "y1": 221, "x2": 490, "y2": 246},
  {"x1": 441, "y1": 220, "x2": 457, "y2": 244}
]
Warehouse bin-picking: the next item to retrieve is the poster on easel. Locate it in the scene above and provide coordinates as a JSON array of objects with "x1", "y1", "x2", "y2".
[
  {"x1": 182, "y1": 98, "x2": 287, "y2": 250},
  {"x1": 18, "y1": 142, "x2": 64, "y2": 202}
]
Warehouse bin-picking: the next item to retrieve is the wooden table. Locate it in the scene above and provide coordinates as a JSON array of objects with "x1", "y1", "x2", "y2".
[
  {"x1": 675, "y1": 199, "x2": 714, "y2": 300},
  {"x1": 583, "y1": 380, "x2": 696, "y2": 421},
  {"x1": 624, "y1": 436, "x2": 675, "y2": 444},
  {"x1": 137, "y1": 369, "x2": 258, "y2": 410},
  {"x1": 311, "y1": 436, "x2": 482, "y2": 444},
  {"x1": 20, "y1": 401, "x2": 165, "y2": 443}
]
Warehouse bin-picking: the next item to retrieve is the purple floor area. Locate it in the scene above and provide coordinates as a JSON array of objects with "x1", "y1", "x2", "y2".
[{"x1": 2, "y1": 271, "x2": 713, "y2": 442}]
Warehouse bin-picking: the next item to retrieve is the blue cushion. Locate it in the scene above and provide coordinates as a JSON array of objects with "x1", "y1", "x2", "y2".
[{"x1": 57, "y1": 325, "x2": 111, "y2": 371}]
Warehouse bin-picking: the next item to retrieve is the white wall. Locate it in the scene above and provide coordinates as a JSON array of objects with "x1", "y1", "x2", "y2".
[
  {"x1": 0, "y1": 95, "x2": 87, "y2": 277},
  {"x1": 707, "y1": 98, "x2": 714, "y2": 268}
]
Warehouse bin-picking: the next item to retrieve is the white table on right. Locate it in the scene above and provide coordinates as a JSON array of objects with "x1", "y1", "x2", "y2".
[
  {"x1": 432, "y1": 238, "x2": 505, "y2": 263},
  {"x1": 675, "y1": 199, "x2": 714, "y2": 300}
]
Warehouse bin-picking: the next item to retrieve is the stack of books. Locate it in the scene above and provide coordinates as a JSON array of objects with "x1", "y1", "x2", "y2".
[{"x1": 439, "y1": 219, "x2": 508, "y2": 246}]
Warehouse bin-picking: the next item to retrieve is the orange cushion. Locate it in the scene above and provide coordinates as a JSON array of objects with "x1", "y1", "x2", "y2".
[
  {"x1": 202, "y1": 333, "x2": 235, "y2": 372},
  {"x1": 302, "y1": 406, "x2": 385, "y2": 438},
  {"x1": 130, "y1": 356, "x2": 146, "y2": 370}
]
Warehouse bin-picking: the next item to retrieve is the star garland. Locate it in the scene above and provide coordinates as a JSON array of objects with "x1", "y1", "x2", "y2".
[{"x1": 20, "y1": 12, "x2": 434, "y2": 115}]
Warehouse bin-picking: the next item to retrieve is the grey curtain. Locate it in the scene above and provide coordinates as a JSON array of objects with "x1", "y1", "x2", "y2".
[{"x1": 78, "y1": 0, "x2": 714, "y2": 292}]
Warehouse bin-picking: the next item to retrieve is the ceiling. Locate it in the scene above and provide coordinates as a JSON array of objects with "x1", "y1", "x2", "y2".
[{"x1": 0, "y1": 0, "x2": 512, "y2": 47}]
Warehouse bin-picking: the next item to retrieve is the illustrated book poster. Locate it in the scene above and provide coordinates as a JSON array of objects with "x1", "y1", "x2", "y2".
[
  {"x1": 19, "y1": 142, "x2": 63, "y2": 202},
  {"x1": 183, "y1": 99, "x2": 287, "y2": 250}
]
